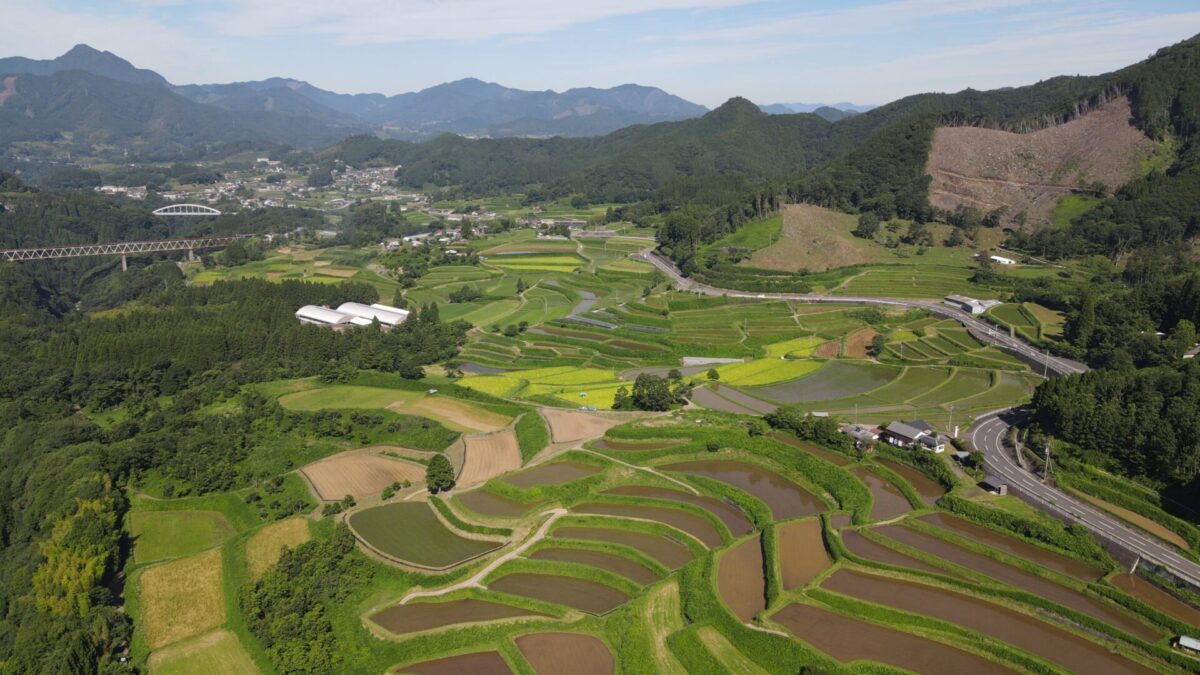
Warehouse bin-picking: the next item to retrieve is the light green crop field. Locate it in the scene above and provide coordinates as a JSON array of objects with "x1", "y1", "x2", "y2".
[
  {"x1": 130, "y1": 511, "x2": 236, "y2": 564},
  {"x1": 349, "y1": 502, "x2": 500, "y2": 568}
]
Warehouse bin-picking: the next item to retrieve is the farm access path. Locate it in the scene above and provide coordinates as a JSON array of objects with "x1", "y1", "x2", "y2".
[{"x1": 637, "y1": 248, "x2": 1200, "y2": 590}]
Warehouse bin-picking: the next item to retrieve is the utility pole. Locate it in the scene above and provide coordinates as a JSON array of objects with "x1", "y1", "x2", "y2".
[
  {"x1": 947, "y1": 404, "x2": 956, "y2": 438},
  {"x1": 1043, "y1": 443, "x2": 1052, "y2": 484},
  {"x1": 1042, "y1": 351, "x2": 1049, "y2": 378}
]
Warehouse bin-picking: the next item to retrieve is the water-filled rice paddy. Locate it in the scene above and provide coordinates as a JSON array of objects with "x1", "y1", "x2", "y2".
[
  {"x1": 551, "y1": 526, "x2": 694, "y2": 569},
  {"x1": 877, "y1": 524, "x2": 1159, "y2": 640},
  {"x1": 572, "y1": 502, "x2": 723, "y2": 547},
  {"x1": 717, "y1": 535, "x2": 767, "y2": 622},
  {"x1": 771, "y1": 603, "x2": 1013, "y2": 674},
  {"x1": 528, "y1": 547, "x2": 661, "y2": 585},
  {"x1": 516, "y1": 632, "x2": 614, "y2": 675},
  {"x1": 747, "y1": 361, "x2": 900, "y2": 403},
  {"x1": 876, "y1": 459, "x2": 945, "y2": 504},
  {"x1": 488, "y1": 572, "x2": 630, "y2": 615},
  {"x1": 661, "y1": 460, "x2": 824, "y2": 519},
  {"x1": 602, "y1": 485, "x2": 753, "y2": 536},
  {"x1": 822, "y1": 569, "x2": 1156, "y2": 675},
  {"x1": 852, "y1": 467, "x2": 912, "y2": 521},
  {"x1": 456, "y1": 490, "x2": 542, "y2": 518},
  {"x1": 920, "y1": 513, "x2": 1102, "y2": 581},
  {"x1": 777, "y1": 519, "x2": 831, "y2": 589}
]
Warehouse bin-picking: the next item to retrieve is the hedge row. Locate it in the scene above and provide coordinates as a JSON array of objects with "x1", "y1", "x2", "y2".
[{"x1": 938, "y1": 495, "x2": 1112, "y2": 566}]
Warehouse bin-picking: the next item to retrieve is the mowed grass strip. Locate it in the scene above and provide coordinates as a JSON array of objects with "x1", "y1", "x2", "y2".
[
  {"x1": 139, "y1": 549, "x2": 226, "y2": 650},
  {"x1": 348, "y1": 501, "x2": 500, "y2": 569},
  {"x1": 146, "y1": 629, "x2": 259, "y2": 675},
  {"x1": 130, "y1": 510, "x2": 235, "y2": 564},
  {"x1": 245, "y1": 517, "x2": 311, "y2": 579},
  {"x1": 715, "y1": 359, "x2": 823, "y2": 386}
]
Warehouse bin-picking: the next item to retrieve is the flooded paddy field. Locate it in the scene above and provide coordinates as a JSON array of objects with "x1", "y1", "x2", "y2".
[
  {"x1": 371, "y1": 598, "x2": 548, "y2": 635},
  {"x1": 550, "y1": 526, "x2": 694, "y2": 569},
  {"x1": 877, "y1": 524, "x2": 1160, "y2": 640},
  {"x1": 842, "y1": 530, "x2": 962, "y2": 578},
  {"x1": 920, "y1": 513, "x2": 1102, "y2": 581},
  {"x1": 717, "y1": 535, "x2": 767, "y2": 622},
  {"x1": 572, "y1": 502, "x2": 723, "y2": 547},
  {"x1": 515, "y1": 632, "x2": 613, "y2": 675},
  {"x1": 777, "y1": 519, "x2": 831, "y2": 589},
  {"x1": 503, "y1": 461, "x2": 601, "y2": 488},
  {"x1": 1109, "y1": 573, "x2": 1200, "y2": 626},
  {"x1": 660, "y1": 460, "x2": 824, "y2": 519},
  {"x1": 395, "y1": 650, "x2": 512, "y2": 674},
  {"x1": 528, "y1": 547, "x2": 661, "y2": 585},
  {"x1": 822, "y1": 569, "x2": 1157, "y2": 675},
  {"x1": 603, "y1": 485, "x2": 753, "y2": 536},
  {"x1": 771, "y1": 432, "x2": 851, "y2": 466},
  {"x1": 852, "y1": 467, "x2": 912, "y2": 521},
  {"x1": 771, "y1": 603, "x2": 1014, "y2": 674},
  {"x1": 876, "y1": 458, "x2": 946, "y2": 504},
  {"x1": 488, "y1": 572, "x2": 630, "y2": 616},
  {"x1": 456, "y1": 490, "x2": 542, "y2": 518}
]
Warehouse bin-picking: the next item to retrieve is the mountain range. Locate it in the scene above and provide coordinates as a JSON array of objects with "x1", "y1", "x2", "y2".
[{"x1": 0, "y1": 44, "x2": 710, "y2": 156}]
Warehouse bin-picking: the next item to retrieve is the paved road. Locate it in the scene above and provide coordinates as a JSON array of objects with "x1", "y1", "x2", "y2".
[
  {"x1": 639, "y1": 249, "x2": 1200, "y2": 588},
  {"x1": 972, "y1": 411, "x2": 1200, "y2": 588}
]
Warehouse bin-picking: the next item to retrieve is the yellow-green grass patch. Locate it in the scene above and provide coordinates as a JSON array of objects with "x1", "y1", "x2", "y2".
[
  {"x1": 244, "y1": 518, "x2": 311, "y2": 579},
  {"x1": 131, "y1": 511, "x2": 235, "y2": 564},
  {"x1": 763, "y1": 336, "x2": 822, "y2": 358},
  {"x1": 716, "y1": 359, "x2": 824, "y2": 386},
  {"x1": 147, "y1": 629, "x2": 259, "y2": 675},
  {"x1": 139, "y1": 549, "x2": 226, "y2": 650}
]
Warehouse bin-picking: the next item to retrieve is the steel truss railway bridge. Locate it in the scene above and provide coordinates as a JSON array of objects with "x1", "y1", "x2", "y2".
[{"x1": 0, "y1": 235, "x2": 253, "y2": 270}]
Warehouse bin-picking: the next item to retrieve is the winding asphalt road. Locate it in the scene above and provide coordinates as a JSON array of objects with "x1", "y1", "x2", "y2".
[{"x1": 636, "y1": 248, "x2": 1200, "y2": 588}]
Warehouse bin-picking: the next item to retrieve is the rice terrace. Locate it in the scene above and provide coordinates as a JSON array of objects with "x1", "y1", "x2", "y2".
[{"x1": 110, "y1": 214, "x2": 1200, "y2": 675}]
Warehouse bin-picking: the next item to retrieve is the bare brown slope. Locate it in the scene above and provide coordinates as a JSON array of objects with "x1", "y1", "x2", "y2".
[{"x1": 926, "y1": 97, "x2": 1154, "y2": 225}]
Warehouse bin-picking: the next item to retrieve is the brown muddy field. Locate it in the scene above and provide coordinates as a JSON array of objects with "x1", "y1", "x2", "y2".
[
  {"x1": 877, "y1": 524, "x2": 1160, "y2": 641},
  {"x1": 551, "y1": 526, "x2": 694, "y2": 569},
  {"x1": 771, "y1": 603, "x2": 1014, "y2": 674},
  {"x1": 823, "y1": 570, "x2": 1158, "y2": 675},
  {"x1": 876, "y1": 458, "x2": 945, "y2": 504},
  {"x1": 852, "y1": 467, "x2": 912, "y2": 521},
  {"x1": 372, "y1": 599, "x2": 547, "y2": 635},
  {"x1": 528, "y1": 547, "x2": 661, "y2": 585},
  {"x1": 920, "y1": 513, "x2": 1102, "y2": 581},
  {"x1": 777, "y1": 520, "x2": 831, "y2": 589},
  {"x1": 1110, "y1": 573, "x2": 1200, "y2": 626},
  {"x1": 489, "y1": 573, "x2": 630, "y2": 616},
  {"x1": 503, "y1": 461, "x2": 601, "y2": 489},
  {"x1": 395, "y1": 650, "x2": 512, "y2": 674},
  {"x1": 829, "y1": 513, "x2": 853, "y2": 530},
  {"x1": 603, "y1": 485, "x2": 753, "y2": 536},
  {"x1": 572, "y1": 502, "x2": 723, "y2": 547},
  {"x1": 718, "y1": 535, "x2": 766, "y2": 622},
  {"x1": 660, "y1": 460, "x2": 824, "y2": 519},
  {"x1": 592, "y1": 438, "x2": 685, "y2": 451},
  {"x1": 516, "y1": 632, "x2": 614, "y2": 675},
  {"x1": 456, "y1": 490, "x2": 541, "y2": 518},
  {"x1": 771, "y1": 432, "x2": 850, "y2": 466},
  {"x1": 842, "y1": 530, "x2": 961, "y2": 578}
]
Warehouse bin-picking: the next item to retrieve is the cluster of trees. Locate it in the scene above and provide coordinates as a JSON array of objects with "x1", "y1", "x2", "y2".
[
  {"x1": 763, "y1": 406, "x2": 854, "y2": 452},
  {"x1": 425, "y1": 455, "x2": 455, "y2": 493},
  {"x1": 1030, "y1": 361, "x2": 1200, "y2": 498},
  {"x1": 613, "y1": 372, "x2": 692, "y2": 411},
  {"x1": 240, "y1": 525, "x2": 373, "y2": 672}
]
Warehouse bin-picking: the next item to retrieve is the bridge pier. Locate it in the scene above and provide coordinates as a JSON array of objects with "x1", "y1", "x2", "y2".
[
  {"x1": 188, "y1": 247, "x2": 195, "y2": 262},
  {"x1": 121, "y1": 254, "x2": 127, "y2": 272}
]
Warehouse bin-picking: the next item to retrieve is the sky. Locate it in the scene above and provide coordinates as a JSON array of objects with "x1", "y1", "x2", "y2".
[{"x1": 4, "y1": 0, "x2": 1200, "y2": 108}]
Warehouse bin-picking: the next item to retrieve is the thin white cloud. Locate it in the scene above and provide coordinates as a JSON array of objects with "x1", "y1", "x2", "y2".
[{"x1": 204, "y1": 0, "x2": 756, "y2": 44}]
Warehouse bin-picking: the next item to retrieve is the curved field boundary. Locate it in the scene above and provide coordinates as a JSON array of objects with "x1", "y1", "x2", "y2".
[
  {"x1": 576, "y1": 448, "x2": 698, "y2": 495},
  {"x1": 347, "y1": 501, "x2": 505, "y2": 572},
  {"x1": 399, "y1": 509, "x2": 568, "y2": 604}
]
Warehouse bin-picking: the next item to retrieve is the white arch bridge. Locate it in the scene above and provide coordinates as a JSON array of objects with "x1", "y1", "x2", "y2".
[
  {"x1": 152, "y1": 203, "x2": 222, "y2": 217},
  {"x1": 1, "y1": 235, "x2": 252, "y2": 270}
]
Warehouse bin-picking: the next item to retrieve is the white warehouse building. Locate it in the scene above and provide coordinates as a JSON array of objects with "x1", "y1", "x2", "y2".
[{"x1": 295, "y1": 302, "x2": 410, "y2": 330}]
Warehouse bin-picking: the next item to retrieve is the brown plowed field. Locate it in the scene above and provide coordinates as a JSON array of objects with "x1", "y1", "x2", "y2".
[
  {"x1": 746, "y1": 204, "x2": 875, "y2": 272},
  {"x1": 458, "y1": 429, "x2": 521, "y2": 487},
  {"x1": 409, "y1": 398, "x2": 511, "y2": 433},
  {"x1": 927, "y1": 97, "x2": 1154, "y2": 225},
  {"x1": 301, "y1": 449, "x2": 425, "y2": 501},
  {"x1": 541, "y1": 408, "x2": 623, "y2": 443},
  {"x1": 843, "y1": 327, "x2": 879, "y2": 359}
]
